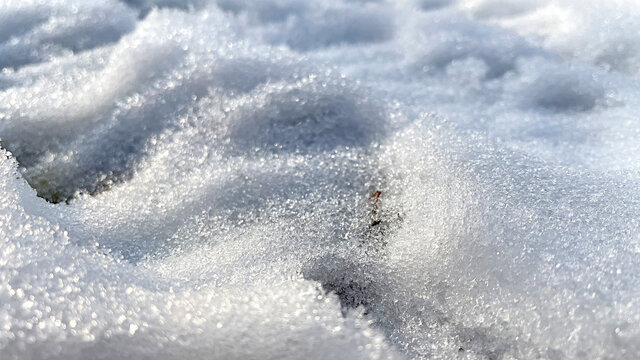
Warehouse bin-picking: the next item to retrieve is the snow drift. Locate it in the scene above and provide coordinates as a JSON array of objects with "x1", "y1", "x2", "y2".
[{"x1": 2, "y1": 0, "x2": 640, "y2": 359}]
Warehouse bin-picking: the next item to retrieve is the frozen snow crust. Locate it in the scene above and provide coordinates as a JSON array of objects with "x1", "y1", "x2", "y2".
[{"x1": 2, "y1": 0, "x2": 640, "y2": 359}]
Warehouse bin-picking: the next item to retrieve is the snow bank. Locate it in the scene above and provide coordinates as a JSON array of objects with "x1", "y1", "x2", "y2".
[{"x1": 2, "y1": 0, "x2": 640, "y2": 359}]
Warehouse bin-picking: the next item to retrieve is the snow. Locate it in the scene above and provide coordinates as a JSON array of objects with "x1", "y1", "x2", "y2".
[{"x1": 1, "y1": 0, "x2": 640, "y2": 359}]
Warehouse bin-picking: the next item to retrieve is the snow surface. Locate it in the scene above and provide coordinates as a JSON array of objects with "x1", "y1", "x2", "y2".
[{"x1": 2, "y1": 0, "x2": 640, "y2": 359}]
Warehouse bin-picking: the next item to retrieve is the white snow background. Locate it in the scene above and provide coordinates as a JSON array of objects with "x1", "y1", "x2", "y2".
[{"x1": 1, "y1": 0, "x2": 640, "y2": 359}]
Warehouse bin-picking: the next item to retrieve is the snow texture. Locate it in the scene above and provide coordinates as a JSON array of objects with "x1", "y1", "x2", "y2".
[{"x1": 2, "y1": 0, "x2": 640, "y2": 359}]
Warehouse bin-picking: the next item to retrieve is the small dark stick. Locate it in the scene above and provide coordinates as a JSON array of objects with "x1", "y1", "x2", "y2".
[
  {"x1": 370, "y1": 191, "x2": 381, "y2": 213},
  {"x1": 370, "y1": 191, "x2": 382, "y2": 226}
]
